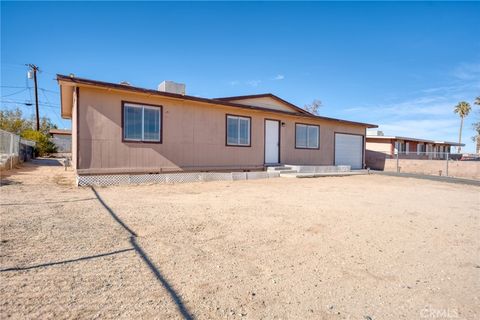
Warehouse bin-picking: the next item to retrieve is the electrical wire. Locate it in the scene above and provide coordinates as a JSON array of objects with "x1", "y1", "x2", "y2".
[
  {"x1": 0, "y1": 85, "x2": 26, "y2": 89},
  {"x1": 1, "y1": 88, "x2": 28, "y2": 98},
  {"x1": 0, "y1": 85, "x2": 59, "y2": 94},
  {"x1": 0, "y1": 99, "x2": 60, "y2": 108},
  {"x1": 39, "y1": 88, "x2": 59, "y2": 94},
  {"x1": 40, "y1": 88, "x2": 68, "y2": 126}
]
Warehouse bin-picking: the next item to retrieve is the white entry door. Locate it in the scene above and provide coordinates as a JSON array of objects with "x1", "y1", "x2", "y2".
[
  {"x1": 265, "y1": 120, "x2": 280, "y2": 164},
  {"x1": 334, "y1": 133, "x2": 363, "y2": 169}
]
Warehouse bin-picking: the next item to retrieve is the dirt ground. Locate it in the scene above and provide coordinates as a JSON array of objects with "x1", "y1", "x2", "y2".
[{"x1": 1, "y1": 160, "x2": 479, "y2": 320}]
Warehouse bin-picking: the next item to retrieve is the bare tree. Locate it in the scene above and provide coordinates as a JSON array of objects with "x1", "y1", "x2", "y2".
[{"x1": 304, "y1": 99, "x2": 322, "y2": 115}]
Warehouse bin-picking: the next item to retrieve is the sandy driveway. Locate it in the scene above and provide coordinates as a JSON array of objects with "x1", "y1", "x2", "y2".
[{"x1": 1, "y1": 160, "x2": 479, "y2": 319}]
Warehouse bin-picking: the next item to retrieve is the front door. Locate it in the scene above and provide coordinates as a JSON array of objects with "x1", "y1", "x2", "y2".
[{"x1": 265, "y1": 120, "x2": 280, "y2": 164}]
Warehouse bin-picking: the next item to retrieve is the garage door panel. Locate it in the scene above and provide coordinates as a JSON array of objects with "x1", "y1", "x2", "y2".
[{"x1": 335, "y1": 133, "x2": 363, "y2": 169}]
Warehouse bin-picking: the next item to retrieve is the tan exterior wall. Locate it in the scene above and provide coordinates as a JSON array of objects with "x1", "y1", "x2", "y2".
[
  {"x1": 366, "y1": 140, "x2": 392, "y2": 155},
  {"x1": 75, "y1": 87, "x2": 366, "y2": 174}
]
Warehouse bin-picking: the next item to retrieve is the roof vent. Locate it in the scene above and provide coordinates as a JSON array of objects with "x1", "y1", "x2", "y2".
[
  {"x1": 158, "y1": 81, "x2": 186, "y2": 95},
  {"x1": 119, "y1": 81, "x2": 131, "y2": 86}
]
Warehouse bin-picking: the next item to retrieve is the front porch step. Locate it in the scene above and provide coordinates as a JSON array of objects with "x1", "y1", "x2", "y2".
[
  {"x1": 274, "y1": 170, "x2": 297, "y2": 174},
  {"x1": 268, "y1": 165, "x2": 356, "y2": 177},
  {"x1": 280, "y1": 171, "x2": 367, "y2": 178},
  {"x1": 266, "y1": 166, "x2": 293, "y2": 172}
]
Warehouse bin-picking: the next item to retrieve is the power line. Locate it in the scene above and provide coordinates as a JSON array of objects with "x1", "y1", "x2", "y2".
[
  {"x1": 1, "y1": 63, "x2": 27, "y2": 71},
  {"x1": 0, "y1": 98, "x2": 60, "y2": 108},
  {"x1": 28, "y1": 87, "x2": 33, "y2": 104},
  {"x1": 0, "y1": 85, "x2": 27, "y2": 89},
  {"x1": 1, "y1": 64, "x2": 67, "y2": 129},
  {"x1": 0, "y1": 85, "x2": 59, "y2": 94},
  {"x1": 2, "y1": 62, "x2": 57, "y2": 76},
  {"x1": 39, "y1": 88, "x2": 59, "y2": 94},
  {"x1": 0, "y1": 102, "x2": 34, "y2": 110},
  {"x1": 0, "y1": 103, "x2": 63, "y2": 127},
  {"x1": 1, "y1": 88, "x2": 28, "y2": 98},
  {"x1": 41, "y1": 88, "x2": 68, "y2": 126}
]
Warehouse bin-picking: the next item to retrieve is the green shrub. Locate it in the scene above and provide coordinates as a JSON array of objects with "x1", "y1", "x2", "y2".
[{"x1": 21, "y1": 129, "x2": 57, "y2": 156}]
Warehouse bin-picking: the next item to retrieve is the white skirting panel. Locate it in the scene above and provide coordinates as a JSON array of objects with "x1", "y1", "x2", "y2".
[{"x1": 77, "y1": 171, "x2": 280, "y2": 187}]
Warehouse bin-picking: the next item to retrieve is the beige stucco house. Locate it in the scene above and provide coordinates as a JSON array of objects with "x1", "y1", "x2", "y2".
[{"x1": 58, "y1": 75, "x2": 376, "y2": 176}]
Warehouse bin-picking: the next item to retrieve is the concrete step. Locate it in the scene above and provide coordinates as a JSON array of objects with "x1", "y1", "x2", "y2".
[
  {"x1": 266, "y1": 166, "x2": 293, "y2": 172},
  {"x1": 280, "y1": 171, "x2": 367, "y2": 178},
  {"x1": 285, "y1": 164, "x2": 351, "y2": 174},
  {"x1": 274, "y1": 169, "x2": 297, "y2": 174}
]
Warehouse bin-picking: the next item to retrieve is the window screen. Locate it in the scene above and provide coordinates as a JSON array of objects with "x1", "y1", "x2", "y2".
[
  {"x1": 124, "y1": 103, "x2": 161, "y2": 142},
  {"x1": 296, "y1": 124, "x2": 319, "y2": 149},
  {"x1": 226, "y1": 115, "x2": 251, "y2": 146}
]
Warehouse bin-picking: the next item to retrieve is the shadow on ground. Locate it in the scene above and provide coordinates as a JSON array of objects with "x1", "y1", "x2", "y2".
[
  {"x1": 91, "y1": 187, "x2": 194, "y2": 320},
  {"x1": 0, "y1": 248, "x2": 134, "y2": 272}
]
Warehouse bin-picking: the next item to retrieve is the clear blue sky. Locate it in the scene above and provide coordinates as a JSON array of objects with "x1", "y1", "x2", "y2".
[{"x1": 2, "y1": 1, "x2": 479, "y2": 151}]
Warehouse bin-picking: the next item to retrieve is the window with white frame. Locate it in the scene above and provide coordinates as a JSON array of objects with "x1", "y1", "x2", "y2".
[
  {"x1": 123, "y1": 102, "x2": 161, "y2": 142},
  {"x1": 397, "y1": 141, "x2": 406, "y2": 153},
  {"x1": 295, "y1": 124, "x2": 319, "y2": 149},
  {"x1": 226, "y1": 115, "x2": 251, "y2": 146},
  {"x1": 417, "y1": 143, "x2": 426, "y2": 154}
]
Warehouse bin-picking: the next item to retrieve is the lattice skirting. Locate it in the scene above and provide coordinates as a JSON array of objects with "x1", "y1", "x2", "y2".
[{"x1": 77, "y1": 171, "x2": 280, "y2": 187}]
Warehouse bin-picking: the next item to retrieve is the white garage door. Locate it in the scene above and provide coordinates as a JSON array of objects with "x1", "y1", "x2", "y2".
[{"x1": 335, "y1": 133, "x2": 363, "y2": 169}]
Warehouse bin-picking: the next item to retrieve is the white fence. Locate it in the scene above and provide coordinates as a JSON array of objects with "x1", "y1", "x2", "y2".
[
  {"x1": 0, "y1": 129, "x2": 36, "y2": 170},
  {"x1": 366, "y1": 150, "x2": 479, "y2": 180}
]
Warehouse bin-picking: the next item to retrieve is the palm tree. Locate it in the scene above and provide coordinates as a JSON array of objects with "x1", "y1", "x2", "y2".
[
  {"x1": 453, "y1": 101, "x2": 471, "y2": 153},
  {"x1": 475, "y1": 96, "x2": 480, "y2": 105}
]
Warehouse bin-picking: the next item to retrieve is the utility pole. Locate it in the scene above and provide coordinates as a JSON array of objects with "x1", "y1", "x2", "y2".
[{"x1": 27, "y1": 64, "x2": 40, "y2": 131}]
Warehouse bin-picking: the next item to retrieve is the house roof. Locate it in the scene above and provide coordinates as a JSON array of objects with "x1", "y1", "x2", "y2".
[
  {"x1": 215, "y1": 93, "x2": 313, "y2": 115},
  {"x1": 366, "y1": 135, "x2": 464, "y2": 146},
  {"x1": 49, "y1": 129, "x2": 72, "y2": 135},
  {"x1": 57, "y1": 74, "x2": 377, "y2": 128}
]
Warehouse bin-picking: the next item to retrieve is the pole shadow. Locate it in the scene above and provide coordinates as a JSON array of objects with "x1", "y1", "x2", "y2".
[
  {"x1": 1, "y1": 198, "x2": 97, "y2": 206},
  {"x1": 130, "y1": 236, "x2": 193, "y2": 320},
  {"x1": 90, "y1": 187, "x2": 137, "y2": 237},
  {"x1": 0, "y1": 248, "x2": 134, "y2": 272},
  {"x1": 91, "y1": 187, "x2": 194, "y2": 320}
]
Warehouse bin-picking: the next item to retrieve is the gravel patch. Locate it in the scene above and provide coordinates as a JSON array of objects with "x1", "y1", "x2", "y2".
[{"x1": 1, "y1": 161, "x2": 479, "y2": 319}]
